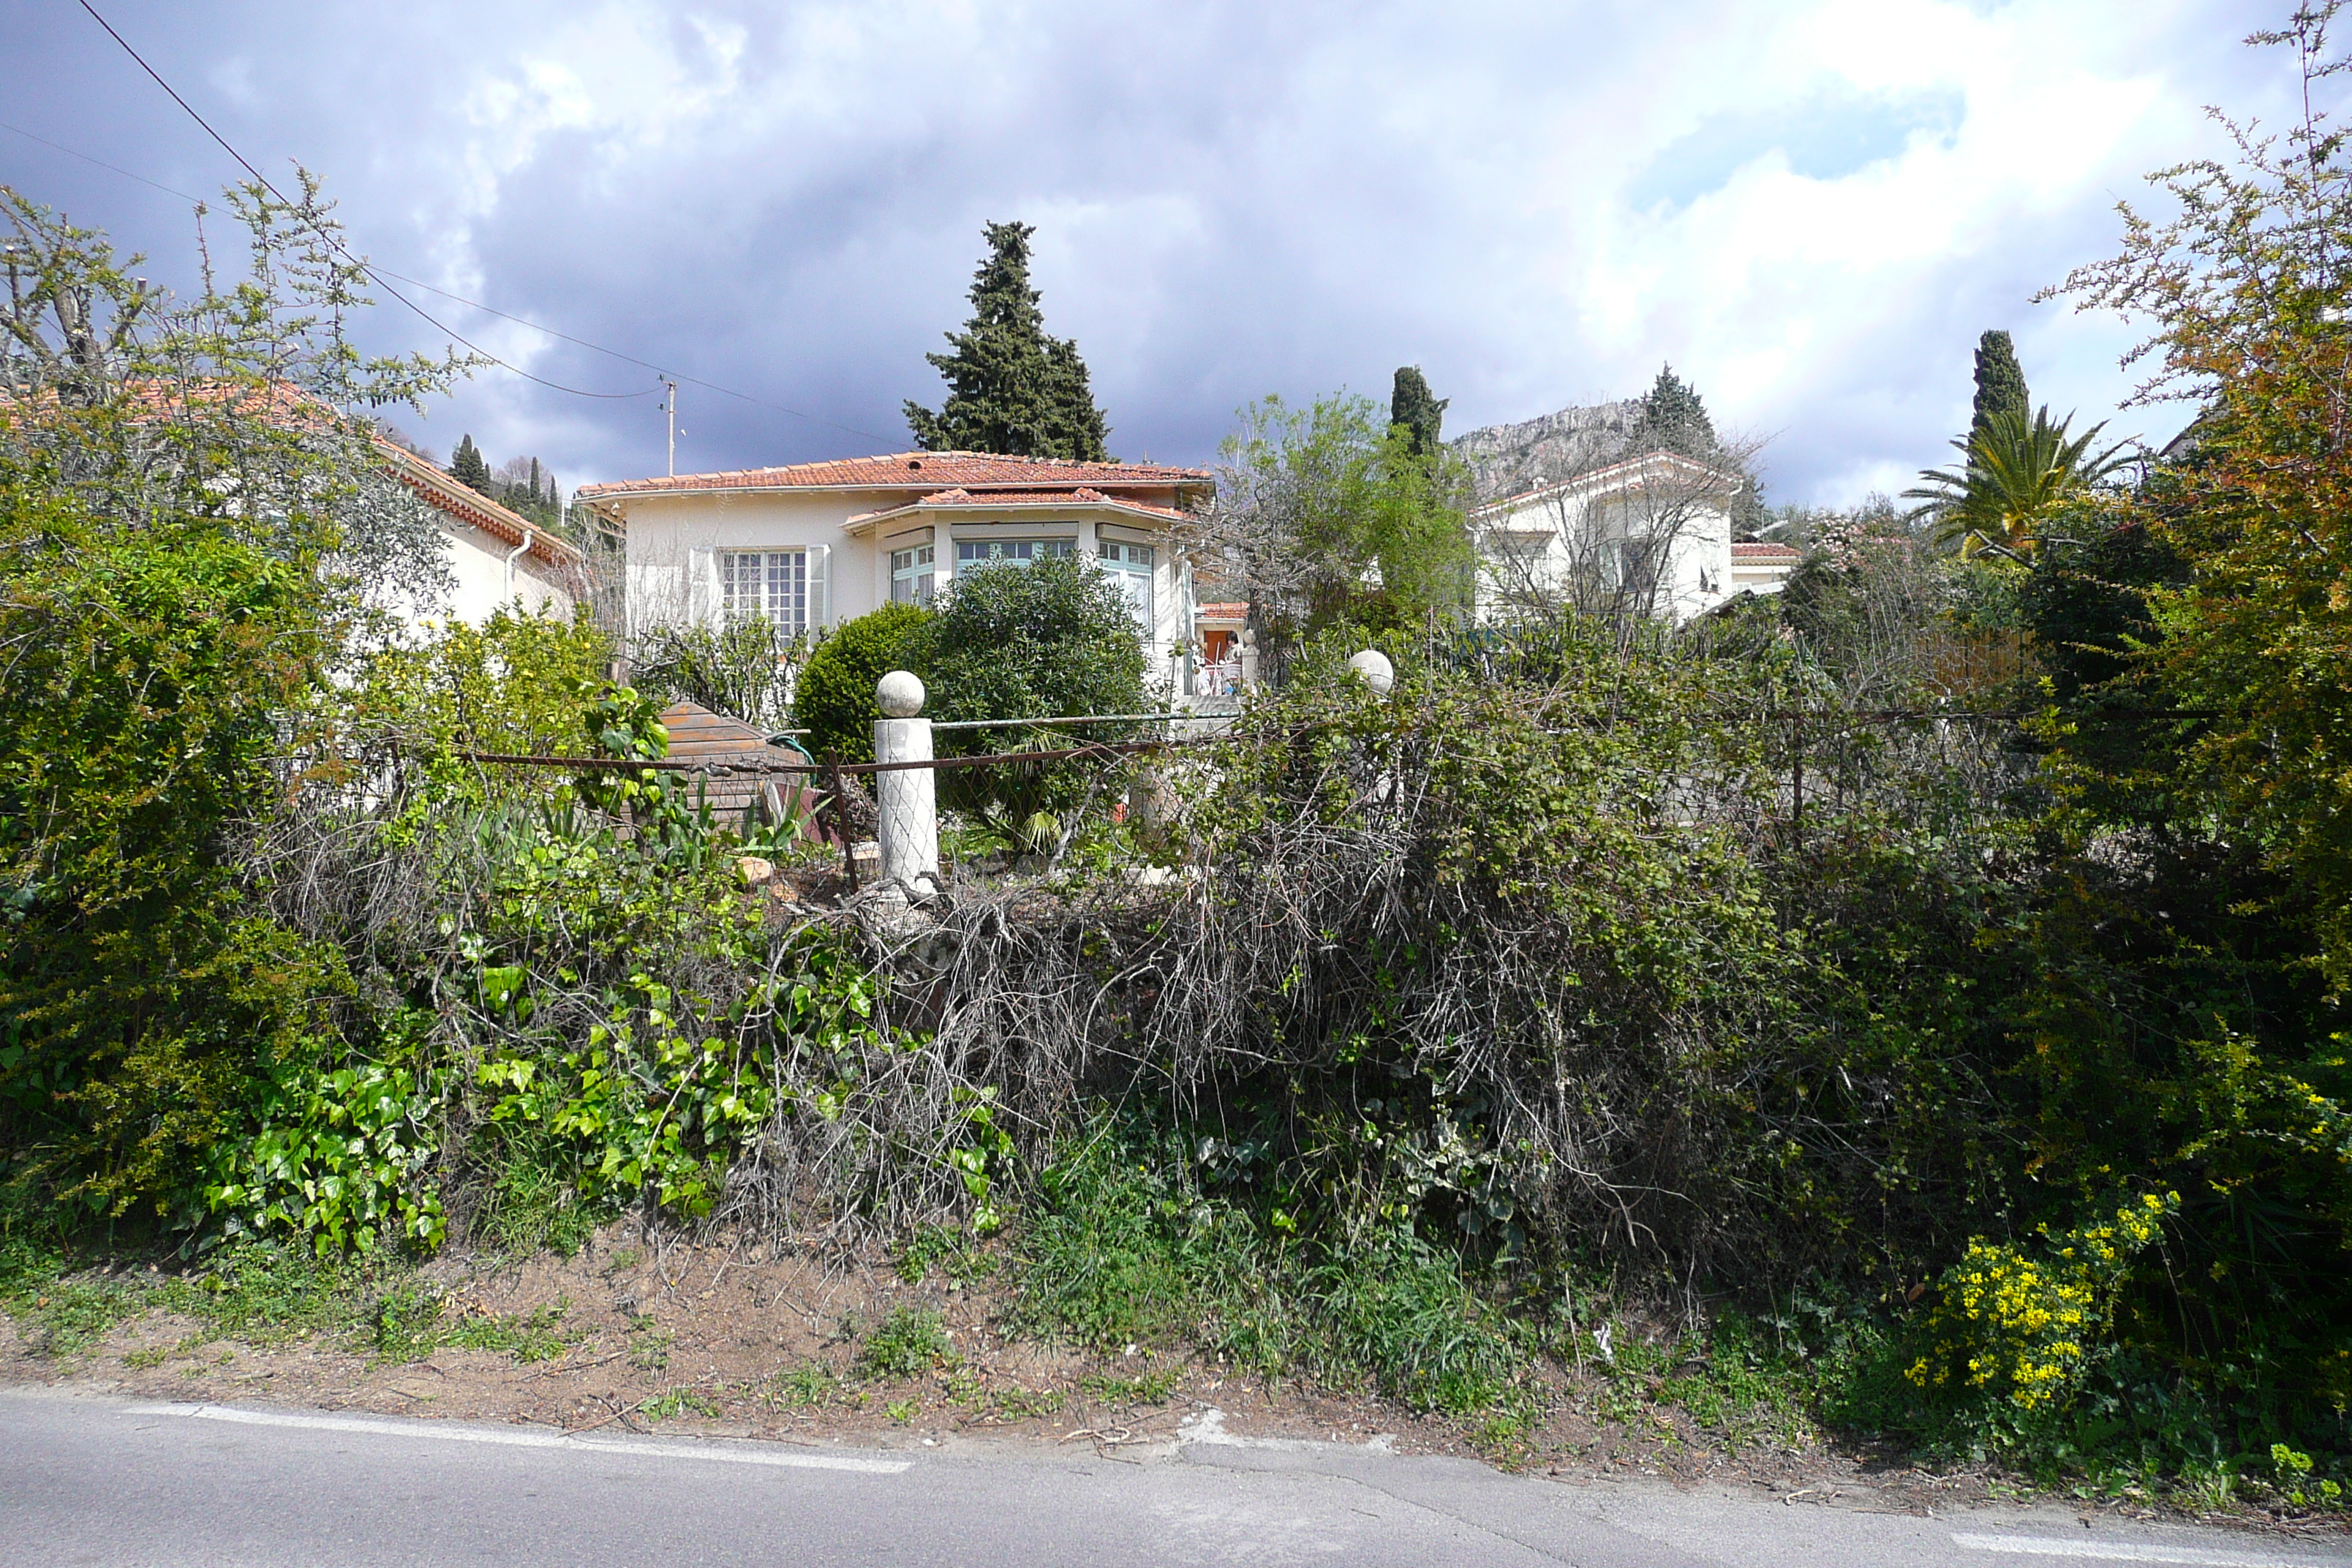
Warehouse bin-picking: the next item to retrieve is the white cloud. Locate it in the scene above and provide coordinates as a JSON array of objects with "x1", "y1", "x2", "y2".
[{"x1": 0, "y1": 0, "x2": 2303, "y2": 500}]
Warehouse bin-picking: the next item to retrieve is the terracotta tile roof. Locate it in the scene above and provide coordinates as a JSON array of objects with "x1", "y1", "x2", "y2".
[
  {"x1": 1195, "y1": 602, "x2": 1249, "y2": 621},
  {"x1": 1730, "y1": 542, "x2": 1801, "y2": 560},
  {"x1": 7, "y1": 376, "x2": 585, "y2": 576},
  {"x1": 910, "y1": 486, "x2": 1187, "y2": 520},
  {"x1": 576, "y1": 451, "x2": 1210, "y2": 501},
  {"x1": 377, "y1": 440, "x2": 586, "y2": 571}
]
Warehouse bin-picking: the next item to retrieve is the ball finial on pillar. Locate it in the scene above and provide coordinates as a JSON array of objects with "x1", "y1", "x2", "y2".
[
  {"x1": 876, "y1": 670, "x2": 926, "y2": 718},
  {"x1": 1346, "y1": 649, "x2": 1395, "y2": 696}
]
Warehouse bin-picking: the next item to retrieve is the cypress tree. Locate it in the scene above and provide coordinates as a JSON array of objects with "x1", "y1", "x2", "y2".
[
  {"x1": 450, "y1": 434, "x2": 491, "y2": 494},
  {"x1": 1637, "y1": 364, "x2": 1717, "y2": 457},
  {"x1": 905, "y1": 221, "x2": 1111, "y2": 460},
  {"x1": 1390, "y1": 366, "x2": 1447, "y2": 456},
  {"x1": 1971, "y1": 330, "x2": 2030, "y2": 448}
]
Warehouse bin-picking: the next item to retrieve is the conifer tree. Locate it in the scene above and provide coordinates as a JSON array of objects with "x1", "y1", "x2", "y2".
[
  {"x1": 905, "y1": 222, "x2": 1110, "y2": 460},
  {"x1": 1970, "y1": 330, "x2": 2030, "y2": 448},
  {"x1": 450, "y1": 433, "x2": 491, "y2": 494},
  {"x1": 1636, "y1": 364, "x2": 1718, "y2": 457},
  {"x1": 1390, "y1": 366, "x2": 1447, "y2": 456}
]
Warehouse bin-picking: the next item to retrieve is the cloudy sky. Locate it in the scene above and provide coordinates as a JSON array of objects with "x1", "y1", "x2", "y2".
[{"x1": 0, "y1": 0, "x2": 2308, "y2": 505}]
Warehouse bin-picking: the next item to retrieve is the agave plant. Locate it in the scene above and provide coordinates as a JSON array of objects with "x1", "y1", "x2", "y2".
[{"x1": 1904, "y1": 404, "x2": 2136, "y2": 554}]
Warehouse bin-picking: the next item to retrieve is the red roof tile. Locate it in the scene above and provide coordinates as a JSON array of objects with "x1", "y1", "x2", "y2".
[
  {"x1": 1730, "y1": 542, "x2": 1801, "y2": 560},
  {"x1": 378, "y1": 440, "x2": 586, "y2": 571},
  {"x1": 576, "y1": 451, "x2": 1210, "y2": 501}
]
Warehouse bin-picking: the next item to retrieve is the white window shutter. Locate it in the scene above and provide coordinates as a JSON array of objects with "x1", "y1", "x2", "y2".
[
  {"x1": 807, "y1": 544, "x2": 830, "y2": 630},
  {"x1": 688, "y1": 546, "x2": 719, "y2": 627}
]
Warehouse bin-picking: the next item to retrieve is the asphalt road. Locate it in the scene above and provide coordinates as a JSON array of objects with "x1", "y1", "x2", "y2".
[{"x1": 6, "y1": 1388, "x2": 2350, "y2": 1568}]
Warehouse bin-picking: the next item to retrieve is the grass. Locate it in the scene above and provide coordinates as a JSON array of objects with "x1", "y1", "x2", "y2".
[
  {"x1": 638, "y1": 1386, "x2": 722, "y2": 1422},
  {"x1": 0, "y1": 1235, "x2": 576, "y2": 1369},
  {"x1": 894, "y1": 1224, "x2": 998, "y2": 1286},
  {"x1": 857, "y1": 1307, "x2": 954, "y2": 1379},
  {"x1": 1079, "y1": 1368, "x2": 1178, "y2": 1406},
  {"x1": 769, "y1": 1361, "x2": 853, "y2": 1409},
  {"x1": 1013, "y1": 1122, "x2": 1528, "y2": 1420}
]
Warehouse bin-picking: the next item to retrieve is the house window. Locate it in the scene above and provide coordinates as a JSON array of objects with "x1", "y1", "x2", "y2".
[
  {"x1": 722, "y1": 549, "x2": 808, "y2": 631},
  {"x1": 1097, "y1": 540, "x2": 1154, "y2": 629},
  {"x1": 891, "y1": 543, "x2": 935, "y2": 605},
  {"x1": 954, "y1": 538, "x2": 1075, "y2": 569}
]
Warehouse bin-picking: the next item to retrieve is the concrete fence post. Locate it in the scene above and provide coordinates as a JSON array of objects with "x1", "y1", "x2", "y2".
[{"x1": 872, "y1": 670, "x2": 939, "y2": 900}]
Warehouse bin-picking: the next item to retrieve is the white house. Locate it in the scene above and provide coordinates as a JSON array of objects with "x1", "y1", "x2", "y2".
[
  {"x1": 575, "y1": 451, "x2": 1213, "y2": 674},
  {"x1": 1471, "y1": 450, "x2": 1793, "y2": 622},
  {"x1": 378, "y1": 439, "x2": 586, "y2": 627}
]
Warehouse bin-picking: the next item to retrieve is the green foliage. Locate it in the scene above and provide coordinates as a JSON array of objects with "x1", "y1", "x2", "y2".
[
  {"x1": 1637, "y1": 363, "x2": 1718, "y2": 456},
  {"x1": 450, "y1": 434, "x2": 491, "y2": 494},
  {"x1": 1904, "y1": 404, "x2": 2134, "y2": 553},
  {"x1": 857, "y1": 1305, "x2": 954, "y2": 1379},
  {"x1": 1972, "y1": 329, "x2": 2031, "y2": 447},
  {"x1": 629, "y1": 615, "x2": 811, "y2": 734},
  {"x1": 793, "y1": 601, "x2": 932, "y2": 763},
  {"x1": 904, "y1": 220, "x2": 1109, "y2": 460},
  {"x1": 0, "y1": 445, "x2": 350, "y2": 1221},
  {"x1": 0, "y1": 178, "x2": 467, "y2": 1224},
  {"x1": 205, "y1": 1049, "x2": 451, "y2": 1256},
  {"x1": 347, "y1": 606, "x2": 614, "y2": 810},
  {"x1": 1213, "y1": 392, "x2": 1475, "y2": 633},
  {"x1": 919, "y1": 554, "x2": 1147, "y2": 834},
  {"x1": 1389, "y1": 365, "x2": 1447, "y2": 457},
  {"x1": 1015, "y1": 1117, "x2": 1528, "y2": 1416}
]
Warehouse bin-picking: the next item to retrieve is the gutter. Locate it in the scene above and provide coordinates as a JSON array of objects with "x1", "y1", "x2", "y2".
[{"x1": 502, "y1": 529, "x2": 535, "y2": 600}]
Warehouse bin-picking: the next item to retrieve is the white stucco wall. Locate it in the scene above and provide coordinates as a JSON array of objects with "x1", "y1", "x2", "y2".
[
  {"x1": 1474, "y1": 476, "x2": 1737, "y2": 624},
  {"x1": 613, "y1": 491, "x2": 1191, "y2": 671},
  {"x1": 442, "y1": 517, "x2": 576, "y2": 625},
  {"x1": 378, "y1": 516, "x2": 577, "y2": 637}
]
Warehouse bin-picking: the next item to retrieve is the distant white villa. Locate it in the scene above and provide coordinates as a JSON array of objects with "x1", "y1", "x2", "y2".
[
  {"x1": 574, "y1": 451, "x2": 1214, "y2": 675},
  {"x1": 1471, "y1": 450, "x2": 1795, "y2": 622}
]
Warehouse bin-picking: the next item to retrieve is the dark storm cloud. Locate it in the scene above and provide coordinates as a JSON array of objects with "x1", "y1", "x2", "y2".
[{"x1": 0, "y1": 0, "x2": 2303, "y2": 502}]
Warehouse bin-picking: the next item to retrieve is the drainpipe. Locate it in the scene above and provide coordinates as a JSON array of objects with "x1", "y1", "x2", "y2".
[{"x1": 502, "y1": 529, "x2": 535, "y2": 602}]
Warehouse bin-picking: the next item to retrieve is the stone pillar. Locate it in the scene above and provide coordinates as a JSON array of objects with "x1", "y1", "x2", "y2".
[
  {"x1": 1237, "y1": 627, "x2": 1260, "y2": 690},
  {"x1": 872, "y1": 671, "x2": 939, "y2": 900}
]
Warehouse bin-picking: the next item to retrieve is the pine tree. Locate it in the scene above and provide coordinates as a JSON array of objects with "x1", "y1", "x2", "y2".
[
  {"x1": 1390, "y1": 366, "x2": 1447, "y2": 456},
  {"x1": 1971, "y1": 330, "x2": 2030, "y2": 448},
  {"x1": 450, "y1": 434, "x2": 491, "y2": 494},
  {"x1": 905, "y1": 221, "x2": 1111, "y2": 460},
  {"x1": 1637, "y1": 365, "x2": 1717, "y2": 457}
]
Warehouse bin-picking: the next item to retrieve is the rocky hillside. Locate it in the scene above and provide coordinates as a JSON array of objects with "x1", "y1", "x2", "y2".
[{"x1": 1448, "y1": 400, "x2": 1643, "y2": 503}]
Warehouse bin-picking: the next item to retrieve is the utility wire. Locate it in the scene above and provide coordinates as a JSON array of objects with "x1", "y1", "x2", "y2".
[
  {"x1": 4, "y1": 117, "x2": 897, "y2": 442},
  {"x1": 369, "y1": 265, "x2": 899, "y2": 444},
  {"x1": 0, "y1": 116, "x2": 203, "y2": 203},
  {"x1": 74, "y1": 0, "x2": 648, "y2": 402}
]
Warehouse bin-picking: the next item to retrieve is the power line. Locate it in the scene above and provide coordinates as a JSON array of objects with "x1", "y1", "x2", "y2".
[
  {"x1": 368, "y1": 266, "x2": 899, "y2": 445},
  {"x1": 4, "y1": 116, "x2": 898, "y2": 444},
  {"x1": 73, "y1": 0, "x2": 648, "y2": 402},
  {"x1": 0, "y1": 116, "x2": 203, "y2": 203}
]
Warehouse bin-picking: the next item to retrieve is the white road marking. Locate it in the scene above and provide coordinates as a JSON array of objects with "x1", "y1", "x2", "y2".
[
  {"x1": 1952, "y1": 1533, "x2": 2347, "y2": 1567},
  {"x1": 126, "y1": 1403, "x2": 911, "y2": 1474},
  {"x1": 1177, "y1": 1406, "x2": 1395, "y2": 1453}
]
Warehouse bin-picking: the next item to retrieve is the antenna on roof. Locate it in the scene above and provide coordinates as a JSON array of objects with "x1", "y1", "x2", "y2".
[{"x1": 660, "y1": 377, "x2": 678, "y2": 476}]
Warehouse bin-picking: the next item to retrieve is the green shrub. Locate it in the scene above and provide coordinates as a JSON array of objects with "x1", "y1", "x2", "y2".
[
  {"x1": 793, "y1": 602, "x2": 932, "y2": 762},
  {"x1": 857, "y1": 1305, "x2": 953, "y2": 1379},
  {"x1": 630, "y1": 616, "x2": 810, "y2": 733}
]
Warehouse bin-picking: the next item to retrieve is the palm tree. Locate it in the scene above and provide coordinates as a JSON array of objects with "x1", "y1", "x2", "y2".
[{"x1": 1904, "y1": 404, "x2": 2135, "y2": 555}]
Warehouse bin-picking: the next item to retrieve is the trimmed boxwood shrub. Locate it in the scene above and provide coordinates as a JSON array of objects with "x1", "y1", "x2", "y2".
[{"x1": 793, "y1": 602, "x2": 932, "y2": 762}]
